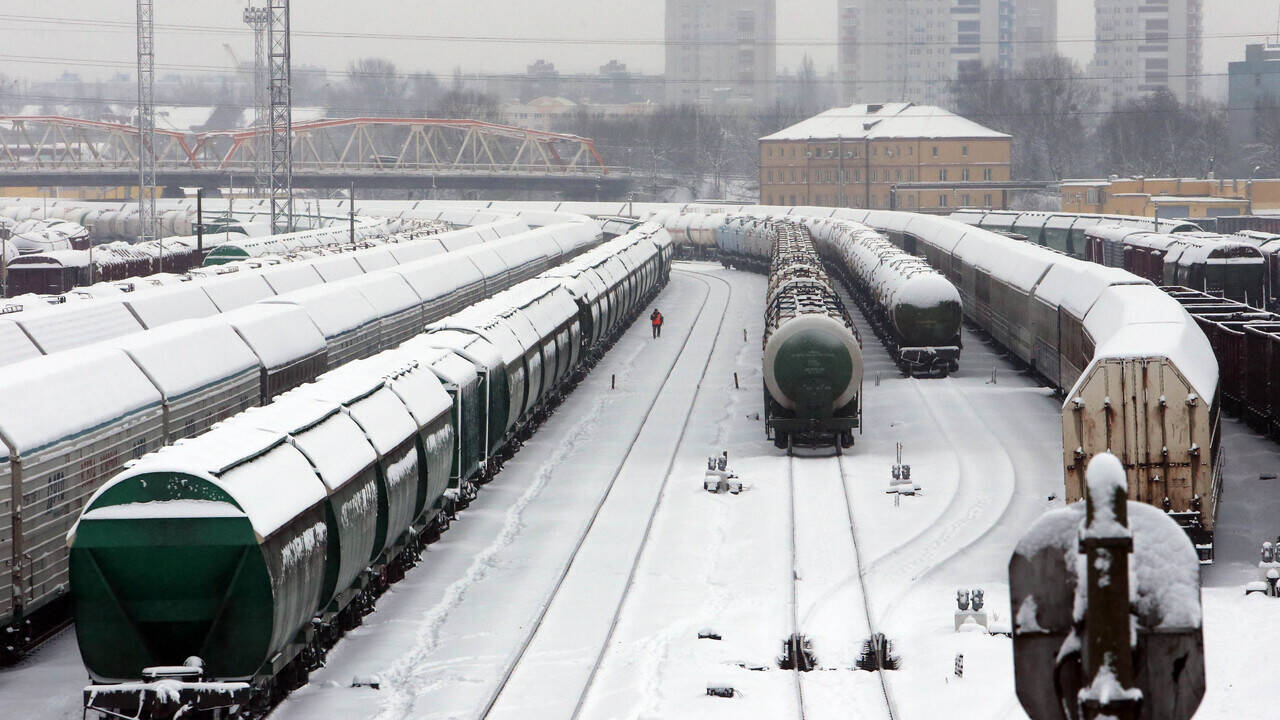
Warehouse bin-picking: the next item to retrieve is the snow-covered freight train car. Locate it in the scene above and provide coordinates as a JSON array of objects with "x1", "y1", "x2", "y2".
[
  {"x1": 0, "y1": 221, "x2": 606, "y2": 661},
  {"x1": 66, "y1": 224, "x2": 673, "y2": 718},
  {"x1": 807, "y1": 217, "x2": 962, "y2": 376},
  {"x1": 759, "y1": 218, "x2": 863, "y2": 450},
  {"x1": 844, "y1": 208, "x2": 1221, "y2": 562}
]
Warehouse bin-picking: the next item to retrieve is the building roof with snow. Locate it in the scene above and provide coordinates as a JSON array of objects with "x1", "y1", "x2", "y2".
[{"x1": 760, "y1": 102, "x2": 1010, "y2": 142}]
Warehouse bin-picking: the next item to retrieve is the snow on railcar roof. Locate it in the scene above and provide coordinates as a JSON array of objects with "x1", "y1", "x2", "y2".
[
  {"x1": 436, "y1": 227, "x2": 486, "y2": 252},
  {"x1": 386, "y1": 240, "x2": 445, "y2": 264},
  {"x1": 389, "y1": 252, "x2": 485, "y2": 301},
  {"x1": 951, "y1": 228, "x2": 1053, "y2": 292},
  {"x1": 1033, "y1": 259, "x2": 1143, "y2": 315},
  {"x1": 120, "y1": 283, "x2": 221, "y2": 329},
  {"x1": 14, "y1": 300, "x2": 143, "y2": 354},
  {"x1": 457, "y1": 244, "x2": 508, "y2": 278},
  {"x1": 293, "y1": 361, "x2": 418, "y2": 453},
  {"x1": 398, "y1": 337, "x2": 482, "y2": 384},
  {"x1": 111, "y1": 318, "x2": 259, "y2": 399},
  {"x1": 259, "y1": 263, "x2": 324, "y2": 294},
  {"x1": 1084, "y1": 285, "x2": 1218, "y2": 395},
  {"x1": 219, "y1": 303, "x2": 326, "y2": 370},
  {"x1": 261, "y1": 283, "x2": 380, "y2": 339},
  {"x1": 343, "y1": 385, "x2": 418, "y2": 456},
  {"x1": 0, "y1": 345, "x2": 161, "y2": 457},
  {"x1": 357, "y1": 351, "x2": 453, "y2": 425},
  {"x1": 92, "y1": 424, "x2": 326, "y2": 538},
  {"x1": 238, "y1": 394, "x2": 377, "y2": 491},
  {"x1": 0, "y1": 320, "x2": 42, "y2": 367},
  {"x1": 199, "y1": 272, "x2": 276, "y2": 311},
  {"x1": 351, "y1": 246, "x2": 398, "y2": 272},
  {"x1": 309, "y1": 254, "x2": 365, "y2": 283},
  {"x1": 336, "y1": 271, "x2": 422, "y2": 316}
]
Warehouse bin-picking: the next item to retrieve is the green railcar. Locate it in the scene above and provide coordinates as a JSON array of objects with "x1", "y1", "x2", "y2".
[
  {"x1": 762, "y1": 220, "x2": 864, "y2": 450},
  {"x1": 890, "y1": 274, "x2": 965, "y2": 348},
  {"x1": 423, "y1": 330, "x2": 512, "y2": 461},
  {"x1": 70, "y1": 427, "x2": 329, "y2": 683}
]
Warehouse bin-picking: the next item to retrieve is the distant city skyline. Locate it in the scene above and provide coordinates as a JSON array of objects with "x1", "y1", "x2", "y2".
[{"x1": 2, "y1": 0, "x2": 1277, "y2": 102}]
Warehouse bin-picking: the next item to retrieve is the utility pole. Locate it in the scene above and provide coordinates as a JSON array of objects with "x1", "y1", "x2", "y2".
[
  {"x1": 349, "y1": 181, "x2": 356, "y2": 245},
  {"x1": 243, "y1": 4, "x2": 270, "y2": 195},
  {"x1": 267, "y1": 0, "x2": 293, "y2": 234},
  {"x1": 136, "y1": 0, "x2": 158, "y2": 244},
  {"x1": 196, "y1": 188, "x2": 204, "y2": 256}
]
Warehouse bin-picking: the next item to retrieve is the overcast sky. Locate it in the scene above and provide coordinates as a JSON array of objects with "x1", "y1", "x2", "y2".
[{"x1": 3, "y1": 0, "x2": 1276, "y2": 100}]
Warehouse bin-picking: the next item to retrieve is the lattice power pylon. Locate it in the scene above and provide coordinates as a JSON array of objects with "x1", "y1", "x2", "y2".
[
  {"x1": 135, "y1": 0, "x2": 157, "y2": 243},
  {"x1": 243, "y1": 4, "x2": 269, "y2": 195},
  {"x1": 267, "y1": 0, "x2": 293, "y2": 233}
]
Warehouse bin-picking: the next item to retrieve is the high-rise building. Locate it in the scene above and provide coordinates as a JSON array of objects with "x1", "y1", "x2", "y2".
[
  {"x1": 1089, "y1": 0, "x2": 1202, "y2": 106},
  {"x1": 664, "y1": 0, "x2": 776, "y2": 107},
  {"x1": 837, "y1": 0, "x2": 1057, "y2": 106},
  {"x1": 1228, "y1": 44, "x2": 1280, "y2": 158}
]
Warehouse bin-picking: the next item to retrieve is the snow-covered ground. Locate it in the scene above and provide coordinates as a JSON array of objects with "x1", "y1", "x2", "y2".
[{"x1": 3, "y1": 263, "x2": 1279, "y2": 719}]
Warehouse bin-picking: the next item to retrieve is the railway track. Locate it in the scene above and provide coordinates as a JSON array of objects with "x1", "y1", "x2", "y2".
[
  {"x1": 785, "y1": 451, "x2": 898, "y2": 720},
  {"x1": 475, "y1": 268, "x2": 733, "y2": 720}
]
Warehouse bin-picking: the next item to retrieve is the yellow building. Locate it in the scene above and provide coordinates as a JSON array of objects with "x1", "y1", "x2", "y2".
[
  {"x1": 759, "y1": 103, "x2": 1012, "y2": 212},
  {"x1": 1060, "y1": 176, "x2": 1280, "y2": 218}
]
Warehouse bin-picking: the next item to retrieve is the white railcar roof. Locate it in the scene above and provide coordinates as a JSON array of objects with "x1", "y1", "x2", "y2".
[
  {"x1": 240, "y1": 396, "x2": 377, "y2": 492},
  {"x1": 1083, "y1": 284, "x2": 1218, "y2": 397},
  {"x1": 310, "y1": 254, "x2": 364, "y2": 283},
  {"x1": 261, "y1": 284, "x2": 380, "y2": 339},
  {"x1": 0, "y1": 320, "x2": 42, "y2": 367},
  {"x1": 337, "y1": 271, "x2": 422, "y2": 316},
  {"x1": 120, "y1": 283, "x2": 221, "y2": 329},
  {"x1": 199, "y1": 272, "x2": 277, "y2": 312},
  {"x1": 111, "y1": 318, "x2": 259, "y2": 399},
  {"x1": 86, "y1": 424, "x2": 327, "y2": 539},
  {"x1": 259, "y1": 263, "x2": 325, "y2": 294},
  {"x1": 0, "y1": 345, "x2": 161, "y2": 458},
  {"x1": 15, "y1": 300, "x2": 143, "y2": 354},
  {"x1": 220, "y1": 303, "x2": 326, "y2": 370}
]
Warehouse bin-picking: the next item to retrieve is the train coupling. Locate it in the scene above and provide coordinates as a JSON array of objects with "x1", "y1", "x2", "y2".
[
  {"x1": 84, "y1": 659, "x2": 250, "y2": 719},
  {"x1": 900, "y1": 346, "x2": 961, "y2": 377},
  {"x1": 1165, "y1": 504, "x2": 1214, "y2": 564}
]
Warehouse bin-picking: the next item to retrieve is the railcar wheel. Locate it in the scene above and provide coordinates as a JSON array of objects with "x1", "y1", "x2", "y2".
[
  {"x1": 840, "y1": 431, "x2": 854, "y2": 449},
  {"x1": 774, "y1": 432, "x2": 788, "y2": 450}
]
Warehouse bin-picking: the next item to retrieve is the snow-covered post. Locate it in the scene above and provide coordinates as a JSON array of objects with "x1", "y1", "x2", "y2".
[
  {"x1": 1078, "y1": 454, "x2": 1141, "y2": 720},
  {"x1": 1010, "y1": 451, "x2": 1204, "y2": 720}
]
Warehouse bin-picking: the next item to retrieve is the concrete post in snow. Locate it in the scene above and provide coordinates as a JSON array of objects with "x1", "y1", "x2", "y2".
[{"x1": 1077, "y1": 453, "x2": 1141, "y2": 720}]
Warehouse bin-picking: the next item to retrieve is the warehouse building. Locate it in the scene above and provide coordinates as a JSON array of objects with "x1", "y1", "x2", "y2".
[{"x1": 759, "y1": 103, "x2": 1011, "y2": 212}]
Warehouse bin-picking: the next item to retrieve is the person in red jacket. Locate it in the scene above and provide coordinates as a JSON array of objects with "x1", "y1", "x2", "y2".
[{"x1": 650, "y1": 308, "x2": 663, "y2": 338}]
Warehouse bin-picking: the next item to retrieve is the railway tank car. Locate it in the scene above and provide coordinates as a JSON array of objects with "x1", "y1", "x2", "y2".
[
  {"x1": 751, "y1": 218, "x2": 863, "y2": 450},
  {"x1": 807, "y1": 217, "x2": 962, "y2": 376}
]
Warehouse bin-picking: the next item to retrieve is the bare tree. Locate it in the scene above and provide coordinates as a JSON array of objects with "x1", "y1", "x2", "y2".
[
  {"x1": 950, "y1": 55, "x2": 1096, "y2": 179},
  {"x1": 1097, "y1": 89, "x2": 1228, "y2": 177}
]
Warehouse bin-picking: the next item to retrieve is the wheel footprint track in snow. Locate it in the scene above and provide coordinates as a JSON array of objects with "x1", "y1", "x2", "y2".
[
  {"x1": 872, "y1": 379, "x2": 1020, "y2": 628},
  {"x1": 372, "y1": 392, "x2": 611, "y2": 720},
  {"x1": 373, "y1": 278, "x2": 710, "y2": 720}
]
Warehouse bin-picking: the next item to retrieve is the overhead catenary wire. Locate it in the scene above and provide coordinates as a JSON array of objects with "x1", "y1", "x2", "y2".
[
  {"x1": 0, "y1": 50, "x2": 1257, "y2": 88},
  {"x1": 0, "y1": 12, "x2": 1265, "y2": 48}
]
